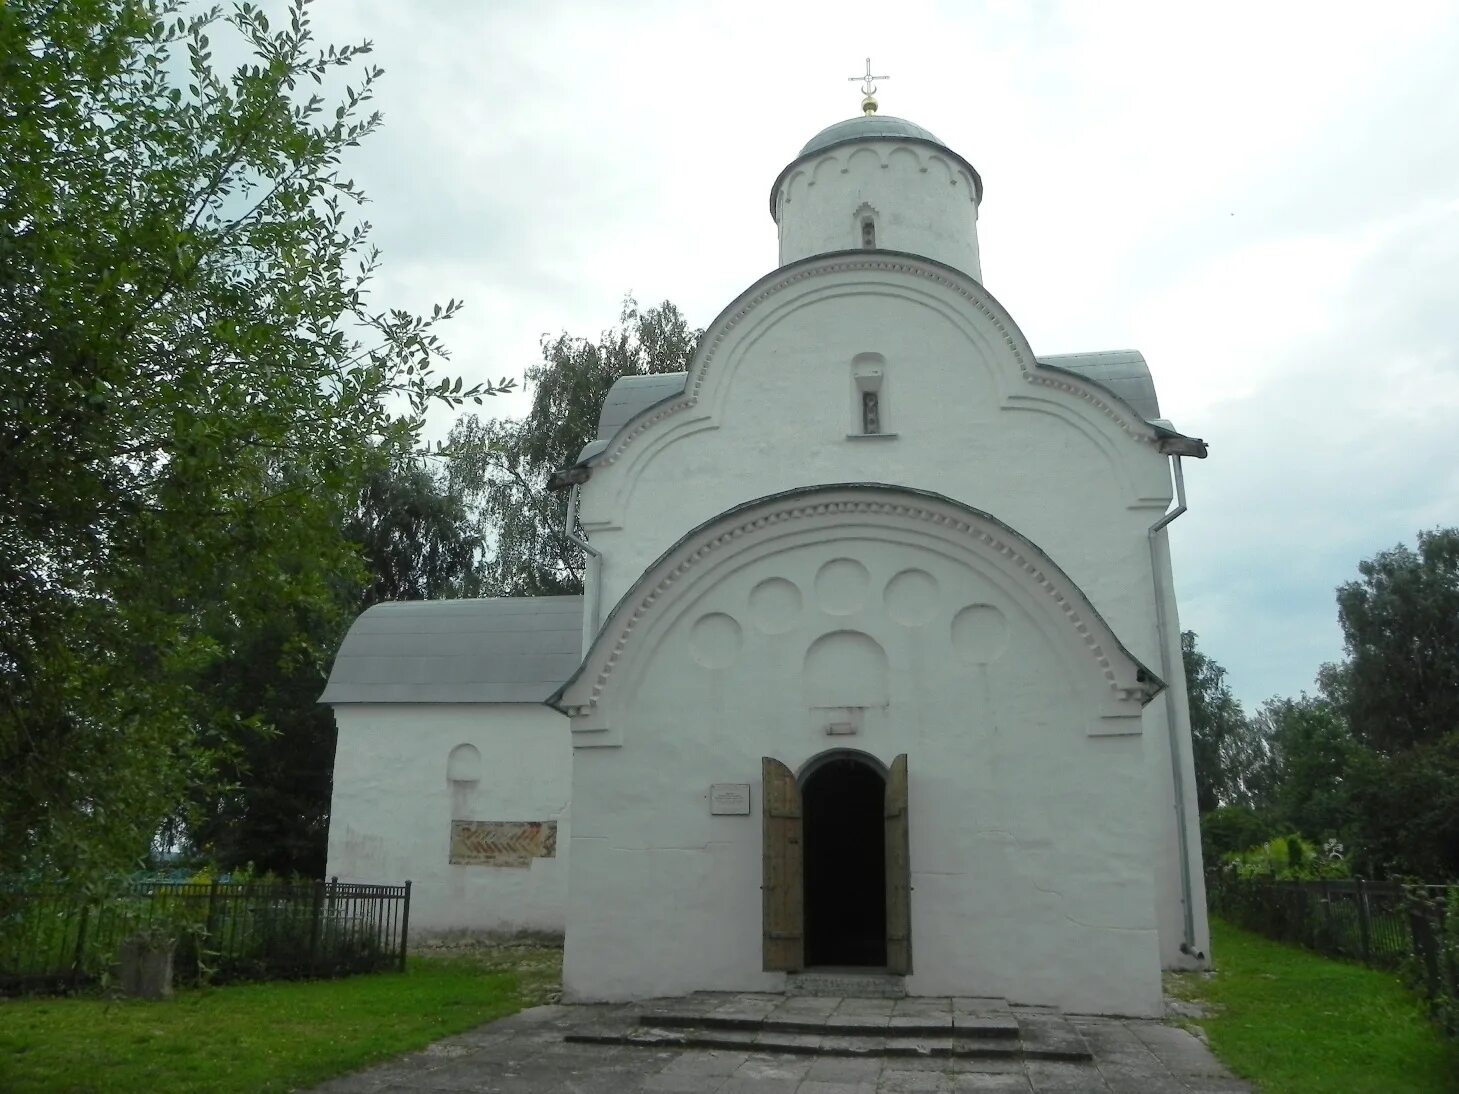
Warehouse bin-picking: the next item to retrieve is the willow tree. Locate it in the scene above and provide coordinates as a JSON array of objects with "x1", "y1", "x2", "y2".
[{"x1": 448, "y1": 297, "x2": 700, "y2": 596}]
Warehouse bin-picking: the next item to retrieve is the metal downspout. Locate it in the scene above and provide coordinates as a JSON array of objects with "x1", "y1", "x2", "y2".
[
  {"x1": 566, "y1": 485, "x2": 601, "y2": 657},
  {"x1": 1149, "y1": 455, "x2": 1202, "y2": 959}
]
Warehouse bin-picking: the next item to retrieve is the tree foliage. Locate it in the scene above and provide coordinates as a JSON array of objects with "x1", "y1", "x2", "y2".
[
  {"x1": 1195, "y1": 529, "x2": 1459, "y2": 881},
  {"x1": 1331, "y1": 528, "x2": 1459, "y2": 755},
  {"x1": 448, "y1": 297, "x2": 700, "y2": 596},
  {"x1": 1344, "y1": 732, "x2": 1459, "y2": 880},
  {"x1": 1200, "y1": 804, "x2": 1277, "y2": 864},
  {"x1": 1253, "y1": 695, "x2": 1357, "y2": 845},
  {"x1": 1324, "y1": 529, "x2": 1459, "y2": 877},
  {"x1": 348, "y1": 461, "x2": 482, "y2": 609},
  {"x1": 1220, "y1": 833, "x2": 1350, "y2": 881},
  {"x1": 1183, "y1": 631, "x2": 1268, "y2": 812},
  {"x1": 186, "y1": 458, "x2": 484, "y2": 876},
  {"x1": 0, "y1": 0, "x2": 508, "y2": 882},
  {"x1": 181, "y1": 561, "x2": 344, "y2": 877}
]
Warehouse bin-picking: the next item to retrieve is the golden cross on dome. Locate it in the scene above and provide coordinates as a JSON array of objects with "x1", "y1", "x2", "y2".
[{"x1": 848, "y1": 57, "x2": 889, "y2": 115}]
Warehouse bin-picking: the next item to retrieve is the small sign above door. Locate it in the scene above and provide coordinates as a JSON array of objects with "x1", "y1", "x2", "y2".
[{"x1": 710, "y1": 783, "x2": 752, "y2": 815}]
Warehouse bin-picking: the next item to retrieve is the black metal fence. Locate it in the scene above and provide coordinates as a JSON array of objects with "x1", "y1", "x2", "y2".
[
  {"x1": 0, "y1": 878, "x2": 411, "y2": 995},
  {"x1": 1208, "y1": 873, "x2": 1458, "y2": 1036}
]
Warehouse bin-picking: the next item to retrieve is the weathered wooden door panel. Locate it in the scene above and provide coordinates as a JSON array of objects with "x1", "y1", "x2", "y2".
[
  {"x1": 884, "y1": 753, "x2": 912, "y2": 974},
  {"x1": 762, "y1": 756, "x2": 804, "y2": 972}
]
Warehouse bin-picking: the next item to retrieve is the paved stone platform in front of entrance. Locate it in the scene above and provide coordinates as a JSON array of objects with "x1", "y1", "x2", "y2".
[
  {"x1": 307, "y1": 995, "x2": 1252, "y2": 1093},
  {"x1": 571, "y1": 991, "x2": 1090, "y2": 1061}
]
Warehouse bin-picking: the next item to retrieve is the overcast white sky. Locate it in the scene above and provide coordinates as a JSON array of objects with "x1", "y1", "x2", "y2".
[{"x1": 299, "y1": 0, "x2": 1457, "y2": 711}]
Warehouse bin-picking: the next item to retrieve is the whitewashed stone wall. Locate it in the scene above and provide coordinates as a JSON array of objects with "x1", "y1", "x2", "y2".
[
  {"x1": 326, "y1": 703, "x2": 571, "y2": 938},
  {"x1": 572, "y1": 253, "x2": 1208, "y2": 980},
  {"x1": 558, "y1": 489, "x2": 1165, "y2": 1015},
  {"x1": 774, "y1": 139, "x2": 982, "y2": 279}
]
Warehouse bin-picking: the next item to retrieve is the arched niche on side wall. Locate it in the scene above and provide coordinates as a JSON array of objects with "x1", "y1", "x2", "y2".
[{"x1": 447, "y1": 743, "x2": 481, "y2": 820}]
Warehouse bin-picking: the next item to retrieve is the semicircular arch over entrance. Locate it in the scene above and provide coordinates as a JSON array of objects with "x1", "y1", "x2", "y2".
[{"x1": 551, "y1": 483, "x2": 1162, "y2": 743}]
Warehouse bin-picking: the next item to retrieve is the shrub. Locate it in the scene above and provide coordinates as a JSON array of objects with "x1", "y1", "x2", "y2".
[{"x1": 1223, "y1": 834, "x2": 1350, "y2": 880}]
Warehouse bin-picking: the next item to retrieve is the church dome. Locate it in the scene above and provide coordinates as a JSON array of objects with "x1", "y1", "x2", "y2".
[
  {"x1": 772, "y1": 110, "x2": 985, "y2": 280},
  {"x1": 799, "y1": 114, "x2": 946, "y2": 157}
]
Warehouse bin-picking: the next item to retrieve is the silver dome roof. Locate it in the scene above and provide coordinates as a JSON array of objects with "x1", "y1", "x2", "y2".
[
  {"x1": 799, "y1": 114, "x2": 946, "y2": 156},
  {"x1": 773, "y1": 113, "x2": 982, "y2": 214}
]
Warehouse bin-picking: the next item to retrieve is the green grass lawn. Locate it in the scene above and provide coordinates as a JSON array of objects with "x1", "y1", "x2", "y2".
[
  {"x1": 0, "y1": 944, "x2": 561, "y2": 1094},
  {"x1": 1169, "y1": 919, "x2": 1459, "y2": 1094}
]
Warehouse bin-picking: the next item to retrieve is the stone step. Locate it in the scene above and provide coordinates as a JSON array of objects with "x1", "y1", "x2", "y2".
[
  {"x1": 642, "y1": 1010, "x2": 1021, "y2": 1040},
  {"x1": 786, "y1": 970, "x2": 906, "y2": 997},
  {"x1": 566, "y1": 1020, "x2": 1091, "y2": 1061},
  {"x1": 569, "y1": 992, "x2": 1093, "y2": 1063}
]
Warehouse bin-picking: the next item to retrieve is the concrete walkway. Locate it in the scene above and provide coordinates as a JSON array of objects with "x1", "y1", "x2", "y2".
[{"x1": 308, "y1": 996, "x2": 1251, "y2": 1093}]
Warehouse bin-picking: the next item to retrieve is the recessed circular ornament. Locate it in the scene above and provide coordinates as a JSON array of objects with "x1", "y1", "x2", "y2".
[
  {"x1": 688, "y1": 612, "x2": 742, "y2": 669},
  {"x1": 885, "y1": 569, "x2": 940, "y2": 626},
  {"x1": 748, "y1": 577, "x2": 802, "y2": 634},
  {"x1": 951, "y1": 604, "x2": 1009, "y2": 664},
  {"x1": 815, "y1": 558, "x2": 870, "y2": 615}
]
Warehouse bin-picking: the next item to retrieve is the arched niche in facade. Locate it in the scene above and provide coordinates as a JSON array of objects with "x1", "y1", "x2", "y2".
[
  {"x1": 447, "y1": 742, "x2": 482, "y2": 821},
  {"x1": 550, "y1": 483, "x2": 1163, "y2": 747}
]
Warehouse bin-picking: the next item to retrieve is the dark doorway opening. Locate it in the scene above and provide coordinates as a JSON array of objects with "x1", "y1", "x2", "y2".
[{"x1": 802, "y1": 755, "x2": 887, "y2": 967}]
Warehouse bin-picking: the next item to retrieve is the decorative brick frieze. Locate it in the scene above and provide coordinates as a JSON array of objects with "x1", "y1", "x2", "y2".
[{"x1": 449, "y1": 820, "x2": 558, "y2": 867}]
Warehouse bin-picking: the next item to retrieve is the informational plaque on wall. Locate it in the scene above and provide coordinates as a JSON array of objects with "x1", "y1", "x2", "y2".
[{"x1": 709, "y1": 783, "x2": 751, "y2": 815}]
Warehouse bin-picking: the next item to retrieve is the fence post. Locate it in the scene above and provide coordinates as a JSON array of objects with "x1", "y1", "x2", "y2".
[
  {"x1": 201, "y1": 879, "x2": 220, "y2": 982},
  {"x1": 204, "y1": 878, "x2": 220, "y2": 940},
  {"x1": 1407, "y1": 889, "x2": 1442, "y2": 1014},
  {"x1": 70, "y1": 904, "x2": 90, "y2": 989},
  {"x1": 308, "y1": 879, "x2": 324, "y2": 974},
  {"x1": 1356, "y1": 878, "x2": 1372, "y2": 965},
  {"x1": 1441, "y1": 893, "x2": 1458, "y2": 1036},
  {"x1": 399, "y1": 881, "x2": 412, "y2": 973},
  {"x1": 1320, "y1": 879, "x2": 1335, "y2": 954},
  {"x1": 327, "y1": 876, "x2": 337, "y2": 958}
]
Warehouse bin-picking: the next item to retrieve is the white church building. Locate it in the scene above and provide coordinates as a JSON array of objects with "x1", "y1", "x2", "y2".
[{"x1": 321, "y1": 92, "x2": 1211, "y2": 1018}]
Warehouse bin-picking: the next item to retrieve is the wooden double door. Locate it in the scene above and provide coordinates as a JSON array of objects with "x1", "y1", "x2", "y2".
[{"x1": 762, "y1": 753, "x2": 910, "y2": 974}]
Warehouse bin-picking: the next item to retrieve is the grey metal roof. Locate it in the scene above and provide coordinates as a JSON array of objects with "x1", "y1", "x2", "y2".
[
  {"x1": 320, "y1": 596, "x2": 584, "y2": 704},
  {"x1": 596, "y1": 372, "x2": 687, "y2": 439},
  {"x1": 1036, "y1": 350, "x2": 1161, "y2": 422},
  {"x1": 577, "y1": 372, "x2": 688, "y2": 464},
  {"x1": 800, "y1": 115, "x2": 944, "y2": 156}
]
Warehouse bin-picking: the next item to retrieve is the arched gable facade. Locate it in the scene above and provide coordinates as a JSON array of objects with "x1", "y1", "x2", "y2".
[
  {"x1": 574, "y1": 252, "x2": 1178, "y2": 622},
  {"x1": 556, "y1": 485, "x2": 1167, "y2": 1016},
  {"x1": 585, "y1": 250, "x2": 1167, "y2": 477},
  {"x1": 556, "y1": 484, "x2": 1160, "y2": 736}
]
